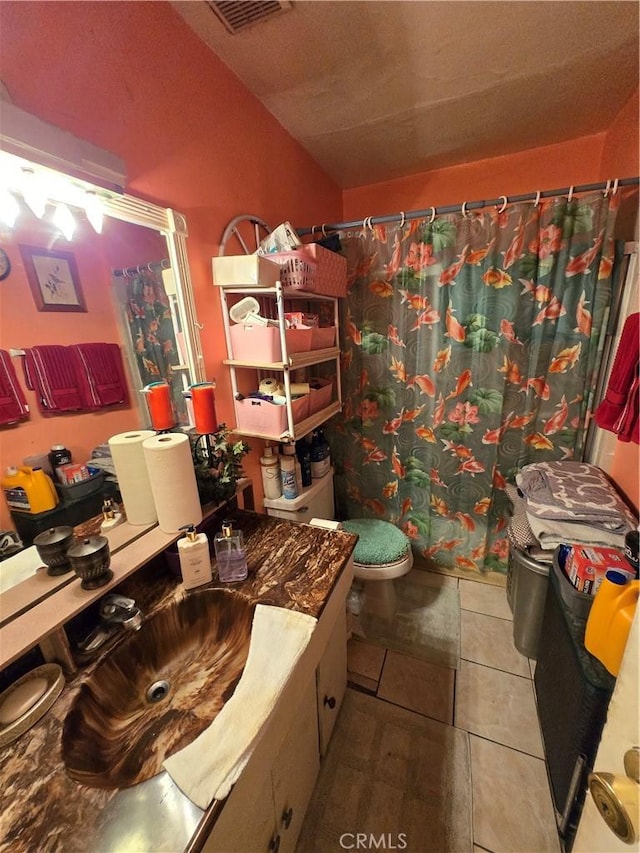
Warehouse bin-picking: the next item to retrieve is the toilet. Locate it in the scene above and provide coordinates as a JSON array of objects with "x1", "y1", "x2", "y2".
[{"x1": 341, "y1": 519, "x2": 413, "y2": 620}]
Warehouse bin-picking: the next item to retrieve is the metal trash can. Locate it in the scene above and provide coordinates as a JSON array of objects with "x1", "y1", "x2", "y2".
[{"x1": 508, "y1": 543, "x2": 550, "y2": 659}]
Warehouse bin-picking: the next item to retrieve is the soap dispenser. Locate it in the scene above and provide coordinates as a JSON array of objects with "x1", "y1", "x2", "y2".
[
  {"x1": 100, "y1": 498, "x2": 124, "y2": 533},
  {"x1": 214, "y1": 520, "x2": 248, "y2": 583},
  {"x1": 178, "y1": 523, "x2": 212, "y2": 590}
]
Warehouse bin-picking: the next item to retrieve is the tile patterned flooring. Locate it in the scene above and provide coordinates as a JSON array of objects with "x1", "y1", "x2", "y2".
[{"x1": 346, "y1": 571, "x2": 561, "y2": 853}]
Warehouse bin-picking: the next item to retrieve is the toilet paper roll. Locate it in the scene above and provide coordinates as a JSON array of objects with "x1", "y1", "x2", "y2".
[
  {"x1": 108, "y1": 431, "x2": 158, "y2": 525},
  {"x1": 259, "y1": 377, "x2": 285, "y2": 396},
  {"x1": 142, "y1": 433, "x2": 202, "y2": 533}
]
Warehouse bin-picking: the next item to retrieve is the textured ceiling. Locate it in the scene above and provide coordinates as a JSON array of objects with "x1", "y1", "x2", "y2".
[{"x1": 173, "y1": 0, "x2": 639, "y2": 189}]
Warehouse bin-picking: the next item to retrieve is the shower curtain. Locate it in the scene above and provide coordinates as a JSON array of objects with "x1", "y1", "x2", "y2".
[{"x1": 329, "y1": 191, "x2": 620, "y2": 576}]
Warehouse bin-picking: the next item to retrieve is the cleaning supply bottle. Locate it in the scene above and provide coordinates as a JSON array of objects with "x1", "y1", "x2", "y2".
[
  {"x1": 214, "y1": 520, "x2": 248, "y2": 582},
  {"x1": 260, "y1": 445, "x2": 282, "y2": 499},
  {"x1": 177, "y1": 523, "x2": 212, "y2": 590},
  {"x1": 585, "y1": 570, "x2": 640, "y2": 676},
  {"x1": 310, "y1": 429, "x2": 331, "y2": 479},
  {"x1": 280, "y1": 452, "x2": 298, "y2": 499},
  {"x1": 2, "y1": 466, "x2": 59, "y2": 514},
  {"x1": 282, "y1": 443, "x2": 302, "y2": 493},
  {"x1": 296, "y1": 437, "x2": 312, "y2": 487}
]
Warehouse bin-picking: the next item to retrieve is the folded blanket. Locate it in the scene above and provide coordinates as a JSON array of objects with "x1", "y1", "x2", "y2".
[
  {"x1": 163, "y1": 604, "x2": 316, "y2": 808},
  {"x1": 526, "y1": 511, "x2": 628, "y2": 551},
  {"x1": 0, "y1": 350, "x2": 29, "y2": 425},
  {"x1": 516, "y1": 461, "x2": 635, "y2": 533}
]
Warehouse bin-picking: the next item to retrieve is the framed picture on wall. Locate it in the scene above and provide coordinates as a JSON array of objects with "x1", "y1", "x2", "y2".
[{"x1": 19, "y1": 245, "x2": 86, "y2": 312}]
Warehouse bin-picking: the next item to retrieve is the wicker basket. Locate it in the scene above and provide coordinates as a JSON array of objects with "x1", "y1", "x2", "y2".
[{"x1": 270, "y1": 250, "x2": 317, "y2": 291}]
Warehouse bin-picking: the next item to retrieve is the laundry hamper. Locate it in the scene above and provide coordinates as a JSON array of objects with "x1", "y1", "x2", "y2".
[{"x1": 508, "y1": 537, "x2": 550, "y2": 659}]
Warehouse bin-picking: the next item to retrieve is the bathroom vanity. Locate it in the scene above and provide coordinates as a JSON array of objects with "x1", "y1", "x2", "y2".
[{"x1": 0, "y1": 508, "x2": 356, "y2": 852}]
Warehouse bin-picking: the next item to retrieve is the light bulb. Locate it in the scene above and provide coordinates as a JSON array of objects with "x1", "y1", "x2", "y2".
[
  {"x1": 53, "y1": 203, "x2": 76, "y2": 241},
  {"x1": 85, "y1": 190, "x2": 104, "y2": 234},
  {"x1": 0, "y1": 188, "x2": 20, "y2": 228},
  {"x1": 21, "y1": 167, "x2": 47, "y2": 218}
]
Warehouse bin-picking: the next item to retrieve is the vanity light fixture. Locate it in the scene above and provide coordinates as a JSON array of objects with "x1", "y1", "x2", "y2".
[
  {"x1": 0, "y1": 188, "x2": 19, "y2": 228},
  {"x1": 84, "y1": 190, "x2": 104, "y2": 234},
  {"x1": 52, "y1": 202, "x2": 76, "y2": 241},
  {"x1": 20, "y1": 167, "x2": 47, "y2": 219}
]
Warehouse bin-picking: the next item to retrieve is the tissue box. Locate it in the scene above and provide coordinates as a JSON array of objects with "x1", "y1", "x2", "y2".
[{"x1": 566, "y1": 544, "x2": 630, "y2": 594}]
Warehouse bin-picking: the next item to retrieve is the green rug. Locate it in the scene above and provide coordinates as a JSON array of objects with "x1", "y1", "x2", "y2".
[
  {"x1": 351, "y1": 571, "x2": 461, "y2": 670},
  {"x1": 296, "y1": 688, "x2": 472, "y2": 853}
]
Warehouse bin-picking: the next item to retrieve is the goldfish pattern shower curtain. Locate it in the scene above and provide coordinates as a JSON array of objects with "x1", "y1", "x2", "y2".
[{"x1": 329, "y1": 192, "x2": 620, "y2": 576}]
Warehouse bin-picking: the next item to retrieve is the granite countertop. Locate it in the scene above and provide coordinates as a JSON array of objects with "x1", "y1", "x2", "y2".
[{"x1": 0, "y1": 510, "x2": 357, "y2": 853}]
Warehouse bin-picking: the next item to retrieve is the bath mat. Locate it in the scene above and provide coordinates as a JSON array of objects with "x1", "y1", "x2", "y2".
[
  {"x1": 351, "y1": 571, "x2": 461, "y2": 670},
  {"x1": 296, "y1": 688, "x2": 472, "y2": 853}
]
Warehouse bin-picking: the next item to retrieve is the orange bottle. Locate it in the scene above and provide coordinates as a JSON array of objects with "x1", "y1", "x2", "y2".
[{"x1": 585, "y1": 570, "x2": 640, "y2": 676}]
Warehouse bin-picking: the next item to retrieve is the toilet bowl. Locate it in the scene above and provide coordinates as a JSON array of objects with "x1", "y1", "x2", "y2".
[{"x1": 341, "y1": 519, "x2": 413, "y2": 620}]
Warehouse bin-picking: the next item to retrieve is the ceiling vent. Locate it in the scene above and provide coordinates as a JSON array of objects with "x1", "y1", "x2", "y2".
[{"x1": 206, "y1": 1, "x2": 291, "y2": 34}]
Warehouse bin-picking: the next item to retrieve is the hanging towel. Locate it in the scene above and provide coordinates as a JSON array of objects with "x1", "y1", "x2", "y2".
[
  {"x1": 163, "y1": 604, "x2": 317, "y2": 808},
  {"x1": 71, "y1": 343, "x2": 129, "y2": 408},
  {"x1": 594, "y1": 312, "x2": 640, "y2": 444},
  {"x1": 22, "y1": 345, "x2": 88, "y2": 414},
  {"x1": 0, "y1": 350, "x2": 29, "y2": 425}
]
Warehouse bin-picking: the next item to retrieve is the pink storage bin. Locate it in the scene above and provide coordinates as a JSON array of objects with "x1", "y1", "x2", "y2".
[
  {"x1": 311, "y1": 327, "x2": 336, "y2": 349},
  {"x1": 235, "y1": 394, "x2": 309, "y2": 434},
  {"x1": 309, "y1": 378, "x2": 333, "y2": 415},
  {"x1": 230, "y1": 324, "x2": 313, "y2": 361},
  {"x1": 301, "y1": 244, "x2": 347, "y2": 297}
]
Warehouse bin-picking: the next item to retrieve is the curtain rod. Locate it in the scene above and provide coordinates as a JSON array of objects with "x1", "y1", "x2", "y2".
[
  {"x1": 112, "y1": 259, "x2": 170, "y2": 278},
  {"x1": 296, "y1": 176, "x2": 640, "y2": 235}
]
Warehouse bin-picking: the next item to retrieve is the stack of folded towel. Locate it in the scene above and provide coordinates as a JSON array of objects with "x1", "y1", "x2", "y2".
[{"x1": 513, "y1": 461, "x2": 636, "y2": 552}]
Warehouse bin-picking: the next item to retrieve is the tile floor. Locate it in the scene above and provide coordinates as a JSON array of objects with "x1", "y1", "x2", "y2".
[{"x1": 346, "y1": 570, "x2": 561, "y2": 853}]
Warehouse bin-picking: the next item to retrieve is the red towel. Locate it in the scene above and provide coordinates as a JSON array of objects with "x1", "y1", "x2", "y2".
[
  {"x1": 0, "y1": 350, "x2": 29, "y2": 425},
  {"x1": 71, "y1": 343, "x2": 129, "y2": 408},
  {"x1": 594, "y1": 312, "x2": 640, "y2": 444},
  {"x1": 22, "y1": 345, "x2": 88, "y2": 414}
]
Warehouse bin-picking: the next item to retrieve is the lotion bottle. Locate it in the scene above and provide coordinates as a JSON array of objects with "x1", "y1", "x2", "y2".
[
  {"x1": 178, "y1": 523, "x2": 212, "y2": 590},
  {"x1": 260, "y1": 445, "x2": 282, "y2": 499},
  {"x1": 214, "y1": 520, "x2": 248, "y2": 582}
]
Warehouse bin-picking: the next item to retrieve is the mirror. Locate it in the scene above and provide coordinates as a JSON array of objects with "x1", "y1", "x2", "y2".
[{"x1": 0, "y1": 129, "x2": 205, "y2": 599}]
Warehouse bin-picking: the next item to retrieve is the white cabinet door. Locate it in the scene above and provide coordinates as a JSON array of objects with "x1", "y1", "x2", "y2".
[{"x1": 316, "y1": 603, "x2": 347, "y2": 755}]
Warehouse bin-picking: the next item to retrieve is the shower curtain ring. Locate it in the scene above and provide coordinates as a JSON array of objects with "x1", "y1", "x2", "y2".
[
  {"x1": 147, "y1": 262, "x2": 154, "y2": 272},
  {"x1": 612, "y1": 178, "x2": 619, "y2": 195},
  {"x1": 321, "y1": 224, "x2": 328, "y2": 237},
  {"x1": 533, "y1": 190, "x2": 541, "y2": 208},
  {"x1": 429, "y1": 206, "x2": 436, "y2": 224},
  {"x1": 461, "y1": 201, "x2": 469, "y2": 218},
  {"x1": 603, "y1": 179, "x2": 612, "y2": 198},
  {"x1": 398, "y1": 211, "x2": 406, "y2": 228},
  {"x1": 567, "y1": 186, "x2": 574, "y2": 203},
  {"x1": 497, "y1": 195, "x2": 508, "y2": 214}
]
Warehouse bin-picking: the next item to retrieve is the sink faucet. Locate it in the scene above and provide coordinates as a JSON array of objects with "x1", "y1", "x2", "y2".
[
  {"x1": 76, "y1": 595, "x2": 143, "y2": 659},
  {"x1": 99, "y1": 594, "x2": 143, "y2": 631}
]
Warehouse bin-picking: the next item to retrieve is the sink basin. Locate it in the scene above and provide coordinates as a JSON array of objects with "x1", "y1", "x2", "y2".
[{"x1": 62, "y1": 588, "x2": 255, "y2": 789}]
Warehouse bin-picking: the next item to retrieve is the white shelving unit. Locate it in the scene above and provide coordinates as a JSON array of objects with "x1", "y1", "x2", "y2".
[{"x1": 217, "y1": 281, "x2": 342, "y2": 442}]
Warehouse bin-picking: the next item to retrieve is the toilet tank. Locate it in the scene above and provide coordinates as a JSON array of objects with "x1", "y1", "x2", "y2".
[{"x1": 263, "y1": 469, "x2": 335, "y2": 523}]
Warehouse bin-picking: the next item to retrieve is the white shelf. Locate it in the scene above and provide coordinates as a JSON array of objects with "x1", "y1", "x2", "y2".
[{"x1": 223, "y1": 346, "x2": 340, "y2": 371}]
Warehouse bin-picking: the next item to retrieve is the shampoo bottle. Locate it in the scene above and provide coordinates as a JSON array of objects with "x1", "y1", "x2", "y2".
[
  {"x1": 260, "y1": 445, "x2": 282, "y2": 499},
  {"x1": 214, "y1": 520, "x2": 248, "y2": 582},
  {"x1": 177, "y1": 523, "x2": 212, "y2": 590}
]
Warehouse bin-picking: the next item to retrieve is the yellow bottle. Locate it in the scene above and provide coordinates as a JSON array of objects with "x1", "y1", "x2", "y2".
[
  {"x1": 1, "y1": 466, "x2": 59, "y2": 514},
  {"x1": 585, "y1": 570, "x2": 640, "y2": 676}
]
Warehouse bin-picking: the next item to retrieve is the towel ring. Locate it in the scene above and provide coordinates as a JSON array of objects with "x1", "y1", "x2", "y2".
[
  {"x1": 429, "y1": 206, "x2": 437, "y2": 224},
  {"x1": 497, "y1": 195, "x2": 508, "y2": 214},
  {"x1": 603, "y1": 179, "x2": 612, "y2": 198},
  {"x1": 398, "y1": 211, "x2": 406, "y2": 228},
  {"x1": 461, "y1": 201, "x2": 470, "y2": 218},
  {"x1": 533, "y1": 190, "x2": 541, "y2": 208}
]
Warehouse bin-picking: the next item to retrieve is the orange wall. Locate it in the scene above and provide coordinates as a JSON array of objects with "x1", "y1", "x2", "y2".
[
  {"x1": 343, "y1": 134, "x2": 606, "y2": 221},
  {"x1": 0, "y1": 0, "x2": 343, "y2": 522},
  {"x1": 600, "y1": 89, "x2": 640, "y2": 513}
]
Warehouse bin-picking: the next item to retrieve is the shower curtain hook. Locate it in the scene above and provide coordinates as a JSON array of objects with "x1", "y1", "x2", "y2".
[
  {"x1": 398, "y1": 211, "x2": 406, "y2": 229},
  {"x1": 497, "y1": 196, "x2": 508, "y2": 214},
  {"x1": 603, "y1": 179, "x2": 612, "y2": 198},
  {"x1": 612, "y1": 178, "x2": 619, "y2": 195},
  {"x1": 429, "y1": 206, "x2": 436, "y2": 224},
  {"x1": 533, "y1": 190, "x2": 541, "y2": 208},
  {"x1": 311, "y1": 225, "x2": 318, "y2": 238},
  {"x1": 567, "y1": 186, "x2": 574, "y2": 203},
  {"x1": 147, "y1": 262, "x2": 154, "y2": 272},
  {"x1": 321, "y1": 224, "x2": 328, "y2": 237},
  {"x1": 461, "y1": 201, "x2": 469, "y2": 218}
]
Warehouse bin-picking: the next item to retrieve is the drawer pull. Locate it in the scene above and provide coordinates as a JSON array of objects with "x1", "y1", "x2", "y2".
[
  {"x1": 324, "y1": 695, "x2": 336, "y2": 709},
  {"x1": 282, "y1": 806, "x2": 293, "y2": 829}
]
